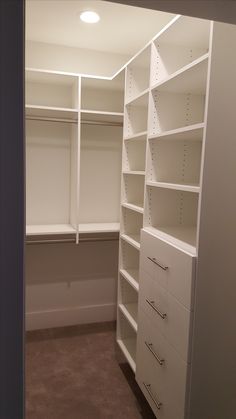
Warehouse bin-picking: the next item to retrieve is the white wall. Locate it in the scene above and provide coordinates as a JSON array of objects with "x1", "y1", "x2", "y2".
[
  {"x1": 26, "y1": 40, "x2": 130, "y2": 77},
  {"x1": 26, "y1": 240, "x2": 119, "y2": 330}
]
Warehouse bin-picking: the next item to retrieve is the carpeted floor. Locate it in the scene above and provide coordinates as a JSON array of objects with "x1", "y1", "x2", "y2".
[{"x1": 26, "y1": 322, "x2": 155, "y2": 419}]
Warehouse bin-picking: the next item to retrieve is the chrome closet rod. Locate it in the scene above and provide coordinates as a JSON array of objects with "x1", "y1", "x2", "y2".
[
  {"x1": 26, "y1": 115, "x2": 123, "y2": 127},
  {"x1": 26, "y1": 236, "x2": 119, "y2": 245}
]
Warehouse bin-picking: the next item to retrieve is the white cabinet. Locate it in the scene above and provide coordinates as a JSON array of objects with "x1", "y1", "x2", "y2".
[{"x1": 133, "y1": 15, "x2": 236, "y2": 419}]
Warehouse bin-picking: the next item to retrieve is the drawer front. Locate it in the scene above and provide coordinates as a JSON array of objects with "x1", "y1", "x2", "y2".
[
  {"x1": 140, "y1": 229, "x2": 195, "y2": 309},
  {"x1": 139, "y1": 269, "x2": 191, "y2": 362},
  {"x1": 136, "y1": 312, "x2": 188, "y2": 419}
]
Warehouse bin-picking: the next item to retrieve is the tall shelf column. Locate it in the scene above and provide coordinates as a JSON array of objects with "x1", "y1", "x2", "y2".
[{"x1": 117, "y1": 46, "x2": 151, "y2": 372}]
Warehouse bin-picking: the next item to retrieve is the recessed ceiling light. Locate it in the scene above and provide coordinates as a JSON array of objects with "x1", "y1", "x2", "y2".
[{"x1": 80, "y1": 11, "x2": 100, "y2": 24}]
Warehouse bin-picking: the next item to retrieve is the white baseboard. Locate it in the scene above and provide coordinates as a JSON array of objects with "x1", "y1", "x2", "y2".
[{"x1": 26, "y1": 303, "x2": 117, "y2": 331}]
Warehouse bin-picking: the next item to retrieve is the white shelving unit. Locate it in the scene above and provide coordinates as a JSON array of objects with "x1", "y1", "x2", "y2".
[
  {"x1": 25, "y1": 70, "x2": 124, "y2": 239},
  {"x1": 117, "y1": 45, "x2": 150, "y2": 371},
  {"x1": 79, "y1": 74, "x2": 124, "y2": 233},
  {"x1": 25, "y1": 70, "x2": 79, "y2": 238}
]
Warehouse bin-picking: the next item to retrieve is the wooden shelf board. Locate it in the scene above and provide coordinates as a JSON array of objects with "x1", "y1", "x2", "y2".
[
  {"x1": 26, "y1": 224, "x2": 76, "y2": 236},
  {"x1": 119, "y1": 303, "x2": 138, "y2": 332},
  {"x1": 120, "y1": 269, "x2": 139, "y2": 291},
  {"x1": 125, "y1": 88, "x2": 149, "y2": 106},
  {"x1": 123, "y1": 171, "x2": 145, "y2": 176},
  {"x1": 26, "y1": 104, "x2": 78, "y2": 119},
  {"x1": 148, "y1": 123, "x2": 204, "y2": 141},
  {"x1": 145, "y1": 225, "x2": 197, "y2": 256},
  {"x1": 121, "y1": 233, "x2": 141, "y2": 250},
  {"x1": 81, "y1": 109, "x2": 123, "y2": 124},
  {"x1": 124, "y1": 131, "x2": 147, "y2": 141},
  {"x1": 151, "y1": 53, "x2": 209, "y2": 94},
  {"x1": 79, "y1": 223, "x2": 120, "y2": 233},
  {"x1": 122, "y1": 202, "x2": 144, "y2": 214},
  {"x1": 147, "y1": 180, "x2": 200, "y2": 193},
  {"x1": 117, "y1": 338, "x2": 136, "y2": 373}
]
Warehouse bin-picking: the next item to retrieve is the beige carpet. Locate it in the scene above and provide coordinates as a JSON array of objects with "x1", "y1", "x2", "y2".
[{"x1": 26, "y1": 322, "x2": 155, "y2": 419}]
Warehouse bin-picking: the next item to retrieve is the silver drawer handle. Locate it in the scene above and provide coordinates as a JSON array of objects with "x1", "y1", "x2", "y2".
[
  {"x1": 147, "y1": 256, "x2": 168, "y2": 271},
  {"x1": 145, "y1": 341, "x2": 165, "y2": 366},
  {"x1": 146, "y1": 299, "x2": 167, "y2": 319},
  {"x1": 143, "y1": 382, "x2": 162, "y2": 410}
]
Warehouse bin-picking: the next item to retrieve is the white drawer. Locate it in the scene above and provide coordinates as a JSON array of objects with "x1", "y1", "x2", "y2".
[
  {"x1": 140, "y1": 229, "x2": 195, "y2": 310},
  {"x1": 139, "y1": 269, "x2": 191, "y2": 362},
  {"x1": 136, "y1": 312, "x2": 188, "y2": 419}
]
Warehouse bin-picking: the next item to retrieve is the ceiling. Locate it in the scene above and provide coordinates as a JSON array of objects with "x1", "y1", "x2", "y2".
[{"x1": 26, "y1": 0, "x2": 174, "y2": 56}]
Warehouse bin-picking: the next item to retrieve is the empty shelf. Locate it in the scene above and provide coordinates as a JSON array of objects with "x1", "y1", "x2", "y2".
[
  {"x1": 122, "y1": 202, "x2": 144, "y2": 214},
  {"x1": 119, "y1": 303, "x2": 138, "y2": 332},
  {"x1": 152, "y1": 53, "x2": 208, "y2": 94},
  {"x1": 121, "y1": 233, "x2": 141, "y2": 250},
  {"x1": 26, "y1": 104, "x2": 78, "y2": 120},
  {"x1": 148, "y1": 123, "x2": 204, "y2": 141},
  {"x1": 145, "y1": 226, "x2": 197, "y2": 255},
  {"x1": 26, "y1": 224, "x2": 76, "y2": 236},
  {"x1": 117, "y1": 338, "x2": 136, "y2": 373},
  {"x1": 125, "y1": 88, "x2": 149, "y2": 106},
  {"x1": 120, "y1": 268, "x2": 139, "y2": 291},
  {"x1": 81, "y1": 109, "x2": 123, "y2": 124},
  {"x1": 146, "y1": 181, "x2": 200, "y2": 193},
  {"x1": 124, "y1": 131, "x2": 147, "y2": 141},
  {"x1": 79, "y1": 223, "x2": 120, "y2": 233}
]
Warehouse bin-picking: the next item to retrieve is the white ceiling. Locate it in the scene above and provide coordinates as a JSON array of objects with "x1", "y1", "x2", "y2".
[{"x1": 26, "y1": 0, "x2": 174, "y2": 56}]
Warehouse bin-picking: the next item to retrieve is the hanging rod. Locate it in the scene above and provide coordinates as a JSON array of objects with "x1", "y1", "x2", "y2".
[
  {"x1": 26, "y1": 236, "x2": 119, "y2": 245},
  {"x1": 26, "y1": 115, "x2": 123, "y2": 127}
]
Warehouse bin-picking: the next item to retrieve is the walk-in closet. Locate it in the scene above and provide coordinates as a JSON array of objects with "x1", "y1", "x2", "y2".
[{"x1": 24, "y1": 1, "x2": 236, "y2": 418}]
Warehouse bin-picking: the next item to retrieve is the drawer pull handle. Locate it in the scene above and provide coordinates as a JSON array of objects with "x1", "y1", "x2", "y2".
[
  {"x1": 146, "y1": 299, "x2": 167, "y2": 319},
  {"x1": 143, "y1": 382, "x2": 162, "y2": 410},
  {"x1": 147, "y1": 256, "x2": 168, "y2": 271},
  {"x1": 145, "y1": 341, "x2": 165, "y2": 366}
]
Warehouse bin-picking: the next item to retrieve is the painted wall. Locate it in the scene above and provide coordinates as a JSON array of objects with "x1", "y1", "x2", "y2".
[
  {"x1": 26, "y1": 240, "x2": 119, "y2": 330},
  {"x1": 26, "y1": 40, "x2": 130, "y2": 77}
]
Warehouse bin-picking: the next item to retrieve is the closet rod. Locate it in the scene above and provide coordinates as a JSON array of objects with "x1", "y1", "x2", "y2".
[
  {"x1": 26, "y1": 236, "x2": 119, "y2": 245},
  {"x1": 26, "y1": 116, "x2": 123, "y2": 127}
]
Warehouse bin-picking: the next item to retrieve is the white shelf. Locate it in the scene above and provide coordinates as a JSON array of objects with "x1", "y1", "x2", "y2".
[
  {"x1": 125, "y1": 88, "x2": 149, "y2": 106},
  {"x1": 124, "y1": 131, "x2": 147, "y2": 141},
  {"x1": 122, "y1": 202, "x2": 144, "y2": 214},
  {"x1": 25, "y1": 104, "x2": 78, "y2": 120},
  {"x1": 120, "y1": 268, "x2": 139, "y2": 291},
  {"x1": 26, "y1": 224, "x2": 76, "y2": 236},
  {"x1": 148, "y1": 123, "x2": 204, "y2": 141},
  {"x1": 119, "y1": 303, "x2": 138, "y2": 332},
  {"x1": 121, "y1": 233, "x2": 141, "y2": 250},
  {"x1": 145, "y1": 226, "x2": 197, "y2": 256},
  {"x1": 79, "y1": 223, "x2": 120, "y2": 234},
  {"x1": 123, "y1": 171, "x2": 145, "y2": 176},
  {"x1": 81, "y1": 109, "x2": 123, "y2": 124},
  {"x1": 146, "y1": 181, "x2": 200, "y2": 193},
  {"x1": 117, "y1": 338, "x2": 136, "y2": 373},
  {"x1": 151, "y1": 53, "x2": 209, "y2": 94}
]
